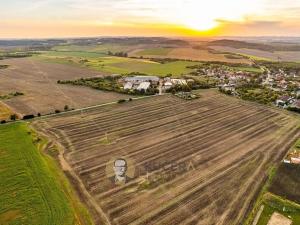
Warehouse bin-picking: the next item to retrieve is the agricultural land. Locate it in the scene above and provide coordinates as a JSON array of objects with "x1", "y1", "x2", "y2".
[
  {"x1": 0, "y1": 122, "x2": 93, "y2": 225},
  {"x1": 0, "y1": 58, "x2": 131, "y2": 116},
  {"x1": 33, "y1": 89, "x2": 300, "y2": 225}
]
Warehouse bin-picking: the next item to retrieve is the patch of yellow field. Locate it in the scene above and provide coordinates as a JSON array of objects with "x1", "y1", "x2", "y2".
[
  {"x1": 0, "y1": 101, "x2": 13, "y2": 120},
  {"x1": 0, "y1": 210, "x2": 22, "y2": 224},
  {"x1": 168, "y1": 48, "x2": 250, "y2": 63}
]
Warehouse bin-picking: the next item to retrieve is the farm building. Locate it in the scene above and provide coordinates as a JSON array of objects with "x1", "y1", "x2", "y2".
[
  {"x1": 290, "y1": 100, "x2": 300, "y2": 109},
  {"x1": 124, "y1": 82, "x2": 133, "y2": 90},
  {"x1": 171, "y1": 79, "x2": 187, "y2": 85},
  {"x1": 221, "y1": 84, "x2": 236, "y2": 92},
  {"x1": 137, "y1": 82, "x2": 151, "y2": 91},
  {"x1": 163, "y1": 81, "x2": 173, "y2": 90},
  {"x1": 124, "y1": 76, "x2": 159, "y2": 84},
  {"x1": 122, "y1": 76, "x2": 159, "y2": 91}
]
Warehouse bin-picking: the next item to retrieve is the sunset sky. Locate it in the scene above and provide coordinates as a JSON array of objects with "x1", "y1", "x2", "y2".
[{"x1": 1, "y1": 0, "x2": 300, "y2": 38}]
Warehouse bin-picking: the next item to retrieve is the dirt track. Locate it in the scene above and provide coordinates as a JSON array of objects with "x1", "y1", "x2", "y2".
[
  {"x1": 0, "y1": 58, "x2": 130, "y2": 115},
  {"x1": 34, "y1": 90, "x2": 300, "y2": 225}
]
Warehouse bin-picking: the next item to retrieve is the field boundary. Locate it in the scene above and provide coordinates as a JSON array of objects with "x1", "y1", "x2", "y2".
[
  {"x1": 32, "y1": 121, "x2": 112, "y2": 225},
  {"x1": 37, "y1": 94, "x2": 163, "y2": 119},
  {"x1": 244, "y1": 135, "x2": 300, "y2": 225}
]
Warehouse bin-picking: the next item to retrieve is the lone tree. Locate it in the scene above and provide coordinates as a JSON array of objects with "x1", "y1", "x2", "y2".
[
  {"x1": 64, "y1": 105, "x2": 69, "y2": 111},
  {"x1": 10, "y1": 114, "x2": 17, "y2": 121}
]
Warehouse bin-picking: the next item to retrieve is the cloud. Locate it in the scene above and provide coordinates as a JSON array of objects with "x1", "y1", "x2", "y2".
[{"x1": 1, "y1": 0, "x2": 300, "y2": 37}]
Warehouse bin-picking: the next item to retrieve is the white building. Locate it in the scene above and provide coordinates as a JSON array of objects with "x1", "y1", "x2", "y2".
[
  {"x1": 124, "y1": 82, "x2": 133, "y2": 90},
  {"x1": 137, "y1": 82, "x2": 151, "y2": 91},
  {"x1": 124, "y1": 76, "x2": 159, "y2": 83},
  {"x1": 171, "y1": 79, "x2": 187, "y2": 85},
  {"x1": 163, "y1": 81, "x2": 173, "y2": 90}
]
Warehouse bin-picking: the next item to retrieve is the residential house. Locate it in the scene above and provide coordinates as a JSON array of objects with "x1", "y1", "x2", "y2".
[
  {"x1": 290, "y1": 99, "x2": 300, "y2": 109},
  {"x1": 276, "y1": 96, "x2": 294, "y2": 108}
]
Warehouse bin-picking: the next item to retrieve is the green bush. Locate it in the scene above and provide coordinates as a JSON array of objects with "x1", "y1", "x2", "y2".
[{"x1": 118, "y1": 99, "x2": 126, "y2": 103}]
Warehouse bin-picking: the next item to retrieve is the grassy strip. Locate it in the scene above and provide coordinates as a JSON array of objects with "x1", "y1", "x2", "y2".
[
  {"x1": 245, "y1": 137, "x2": 300, "y2": 225},
  {"x1": 0, "y1": 122, "x2": 93, "y2": 225},
  {"x1": 244, "y1": 166, "x2": 277, "y2": 225},
  {"x1": 0, "y1": 92, "x2": 24, "y2": 100},
  {"x1": 135, "y1": 48, "x2": 173, "y2": 56},
  {"x1": 256, "y1": 193, "x2": 300, "y2": 225}
]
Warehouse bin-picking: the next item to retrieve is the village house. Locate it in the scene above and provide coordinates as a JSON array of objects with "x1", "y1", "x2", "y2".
[
  {"x1": 276, "y1": 95, "x2": 294, "y2": 108},
  {"x1": 290, "y1": 99, "x2": 300, "y2": 109},
  {"x1": 295, "y1": 89, "x2": 300, "y2": 98},
  {"x1": 226, "y1": 84, "x2": 236, "y2": 91}
]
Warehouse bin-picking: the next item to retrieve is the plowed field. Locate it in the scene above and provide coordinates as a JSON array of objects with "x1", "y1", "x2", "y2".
[{"x1": 34, "y1": 90, "x2": 300, "y2": 225}]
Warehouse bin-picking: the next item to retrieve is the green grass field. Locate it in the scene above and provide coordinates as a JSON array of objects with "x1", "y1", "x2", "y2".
[
  {"x1": 135, "y1": 48, "x2": 173, "y2": 56},
  {"x1": 86, "y1": 57, "x2": 198, "y2": 76},
  {"x1": 39, "y1": 50, "x2": 107, "y2": 59},
  {"x1": 36, "y1": 47, "x2": 263, "y2": 77},
  {"x1": 37, "y1": 51, "x2": 199, "y2": 76},
  {"x1": 52, "y1": 44, "x2": 134, "y2": 54},
  {"x1": 0, "y1": 122, "x2": 93, "y2": 225},
  {"x1": 232, "y1": 66, "x2": 263, "y2": 73}
]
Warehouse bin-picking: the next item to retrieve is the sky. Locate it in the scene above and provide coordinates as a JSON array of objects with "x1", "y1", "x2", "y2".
[{"x1": 1, "y1": 0, "x2": 300, "y2": 38}]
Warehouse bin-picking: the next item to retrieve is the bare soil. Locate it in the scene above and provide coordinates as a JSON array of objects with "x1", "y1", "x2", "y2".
[
  {"x1": 0, "y1": 58, "x2": 131, "y2": 116},
  {"x1": 34, "y1": 90, "x2": 300, "y2": 225},
  {"x1": 267, "y1": 212, "x2": 292, "y2": 225},
  {"x1": 129, "y1": 47, "x2": 251, "y2": 64}
]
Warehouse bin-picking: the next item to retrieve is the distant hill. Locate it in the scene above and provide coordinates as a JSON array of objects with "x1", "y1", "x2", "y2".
[
  {"x1": 0, "y1": 37, "x2": 189, "y2": 49},
  {"x1": 208, "y1": 39, "x2": 300, "y2": 52}
]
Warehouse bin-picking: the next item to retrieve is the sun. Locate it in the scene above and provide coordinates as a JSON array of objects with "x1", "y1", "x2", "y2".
[
  {"x1": 185, "y1": 20, "x2": 218, "y2": 31},
  {"x1": 176, "y1": 5, "x2": 220, "y2": 31}
]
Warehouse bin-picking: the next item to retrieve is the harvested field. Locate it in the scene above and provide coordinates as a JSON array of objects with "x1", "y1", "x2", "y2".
[
  {"x1": 34, "y1": 90, "x2": 300, "y2": 225},
  {"x1": 210, "y1": 46, "x2": 300, "y2": 62},
  {"x1": 38, "y1": 53, "x2": 199, "y2": 76},
  {"x1": 130, "y1": 47, "x2": 251, "y2": 64},
  {"x1": 0, "y1": 58, "x2": 130, "y2": 115}
]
